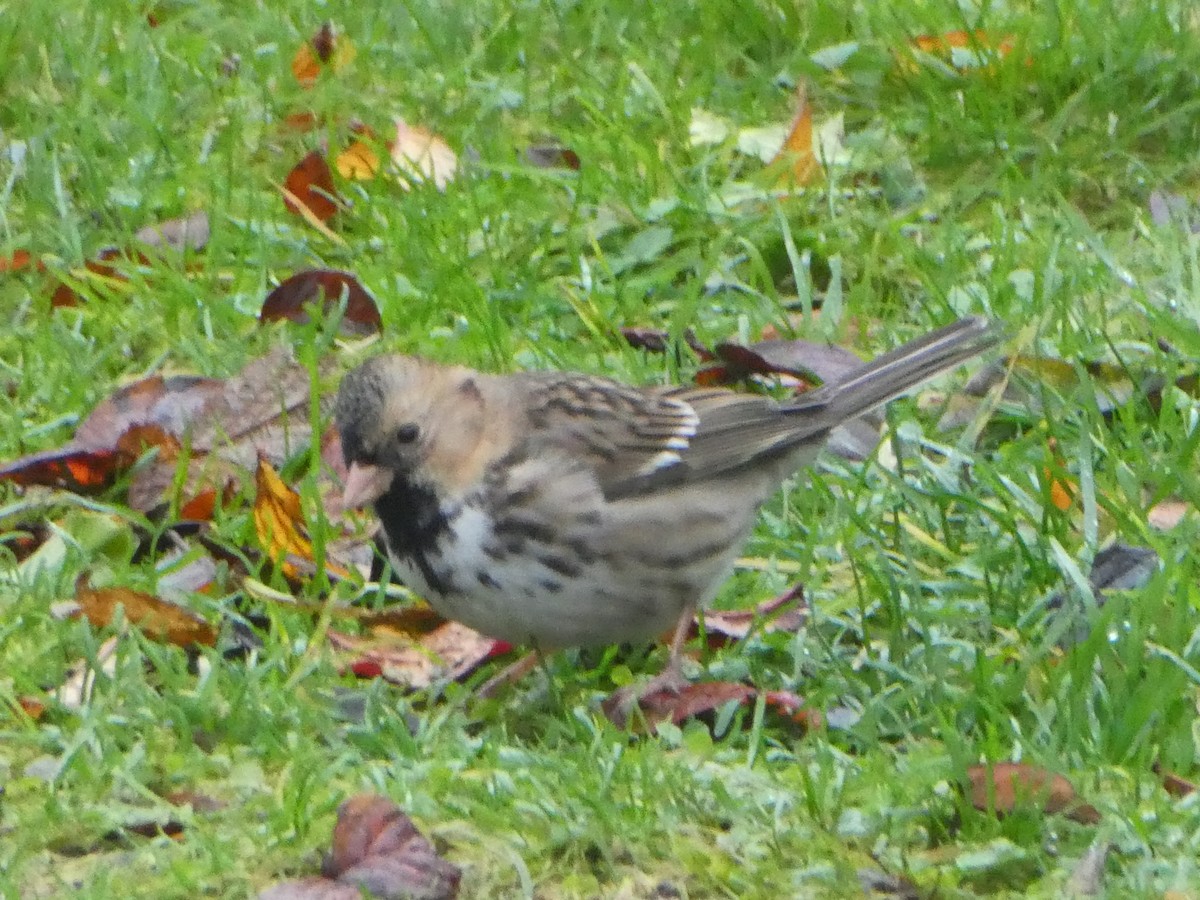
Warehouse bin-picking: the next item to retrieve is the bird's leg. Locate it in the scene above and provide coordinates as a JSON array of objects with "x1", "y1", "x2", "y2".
[
  {"x1": 605, "y1": 603, "x2": 697, "y2": 720},
  {"x1": 476, "y1": 650, "x2": 542, "y2": 699}
]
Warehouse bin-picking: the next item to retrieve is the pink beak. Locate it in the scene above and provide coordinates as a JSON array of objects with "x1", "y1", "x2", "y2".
[{"x1": 340, "y1": 462, "x2": 393, "y2": 510}]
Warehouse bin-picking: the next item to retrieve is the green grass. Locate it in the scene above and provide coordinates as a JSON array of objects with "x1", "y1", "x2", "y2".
[{"x1": 3, "y1": 1, "x2": 1200, "y2": 896}]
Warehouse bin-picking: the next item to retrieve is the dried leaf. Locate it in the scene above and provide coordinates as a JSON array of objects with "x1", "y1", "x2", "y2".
[
  {"x1": 703, "y1": 335, "x2": 865, "y2": 386},
  {"x1": 336, "y1": 140, "x2": 381, "y2": 180},
  {"x1": 253, "y1": 457, "x2": 315, "y2": 580},
  {"x1": 260, "y1": 269, "x2": 381, "y2": 334},
  {"x1": 390, "y1": 118, "x2": 457, "y2": 191},
  {"x1": 909, "y1": 29, "x2": 1016, "y2": 68},
  {"x1": 292, "y1": 21, "x2": 356, "y2": 87},
  {"x1": 0, "y1": 249, "x2": 44, "y2": 273},
  {"x1": 0, "y1": 424, "x2": 178, "y2": 492},
  {"x1": 524, "y1": 144, "x2": 581, "y2": 171},
  {"x1": 134, "y1": 210, "x2": 210, "y2": 254},
  {"x1": 769, "y1": 82, "x2": 820, "y2": 186},
  {"x1": 260, "y1": 795, "x2": 460, "y2": 900},
  {"x1": 965, "y1": 762, "x2": 1099, "y2": 824},
  {"x1": 328, "y1": 621, "x2": 505, "y2": 690},
  {"x1": 56, "y1": 635, "x2": 120, "y2": 710},
  {"x1": 1148, "y1": 498, "x2": 1190, "y2": 531},
  {"x1": 604, "y1": 681, "x2": 816, "y2": 732},
  {"x1": 74, "y1": 573, "x2": 217, "y2": 648},
  {"x1": 284, "y1": 150, "x2": 340, "y2": 224},
  {"x1": 73, "y1": 374, "x2": 224, "y2": 450},
  {"x1": 698, "y1": 584, "x2": 807, "y2": 643}
]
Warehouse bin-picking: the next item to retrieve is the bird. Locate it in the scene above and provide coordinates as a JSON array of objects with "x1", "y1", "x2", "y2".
[{"x1": 335, "y1": 316, "x2": 1001, "y2": 702}]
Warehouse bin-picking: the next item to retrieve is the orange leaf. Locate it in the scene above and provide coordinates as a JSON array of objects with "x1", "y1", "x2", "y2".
[
  {"x1": 770, "y1": 82, "x2": 820, "y2": 186},
  {"x1": 0, "y1": 249, "x2": 44, "y2": 273},
  {"x1": 283, "y1": 150, "x2": 340, "y2": 223},
  {"x1": 327, "y1": 621, "x2": 506, "y2": 690},
  {"x1": 74, "y1": 573, "x2": 217, "y2": 648},
  {"x1": 908, "y1": 29, "x2": 1016, "y2": 69}
]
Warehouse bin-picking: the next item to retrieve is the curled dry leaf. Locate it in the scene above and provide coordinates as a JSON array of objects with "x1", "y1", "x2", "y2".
[
  {"x1": 284, "y1": 150, "x2": 340, "y2": 224},
  {"x1": 965, "y1": 762, "x2": 1100, "y2": 825},
  {"x1": 0, "y1": 424, "x2": 179, "y2": 492},
  {"x1": 253, "y1": 457, "x2": 330, "y2": 581},
  {"x1": 391, "y1": 118, "x2": 457, "y2": 191},
  {"x1": 699, "y1": 335, "x2": 865, "y2": 387},
  {"x1": 260, "y1": 269, "x2": 382, "y2": 334},
  {"x1": 74, "y1": 572, "x2": 218, "y2": 648}
]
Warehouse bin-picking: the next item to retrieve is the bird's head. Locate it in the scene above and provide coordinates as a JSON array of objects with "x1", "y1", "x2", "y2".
[{"x1": 334, "y1": 354, "x2": 504, "y2": 509}]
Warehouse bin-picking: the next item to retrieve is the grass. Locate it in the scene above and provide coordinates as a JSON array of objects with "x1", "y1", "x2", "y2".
[{"x1": 3, "y1": 0, "x2": 1200, "y2": 896}]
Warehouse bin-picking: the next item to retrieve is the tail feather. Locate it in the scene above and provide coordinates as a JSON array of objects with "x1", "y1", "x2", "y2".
[{"x1": 795, "y1": 316, "x2": 1002, "y2": 422}]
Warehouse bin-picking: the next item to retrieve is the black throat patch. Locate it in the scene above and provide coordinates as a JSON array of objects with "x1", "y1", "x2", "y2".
[{"x1": 373, "y1": 472, "x2": 455, "y2": 595}]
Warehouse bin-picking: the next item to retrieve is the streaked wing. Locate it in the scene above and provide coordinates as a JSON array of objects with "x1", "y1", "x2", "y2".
[{"x1": 521, "y1": 373, "x2": 824, "y2": 498}]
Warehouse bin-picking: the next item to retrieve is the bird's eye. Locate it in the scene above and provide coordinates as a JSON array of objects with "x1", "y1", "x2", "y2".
[{"x1": 395, "y1": 423, "x2": 420, "y2": 444}]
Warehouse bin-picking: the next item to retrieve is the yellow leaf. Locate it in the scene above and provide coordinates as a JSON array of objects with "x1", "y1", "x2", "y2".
[
  {"x1": 253, "y1": 457, "x2": 349, "y2": 580},
  {"x1": 336, "y1": 140, "x2": 381, "y2": 180}
]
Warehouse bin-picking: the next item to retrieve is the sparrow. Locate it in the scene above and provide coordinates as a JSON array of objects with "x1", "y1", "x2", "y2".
[{"x1": 335, "y1": 317, "x2": 1000, "y2": 697}]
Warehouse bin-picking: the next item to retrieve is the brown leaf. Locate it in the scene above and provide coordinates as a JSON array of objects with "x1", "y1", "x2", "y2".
[
  {"x1": 49, "y1": 254, "x2": 128, "y2": 307},
  {"x1": 283, "y1": 111, "x2": 322, "y2": 133},
  {"x1": 17, "y1": 696, "x2": 47, "y2": 719},
  {"x1": 964, "y1": 762, "x2": 1100, "y2": 824},
  {"x1": 284, "y1": 151, "x2": 340, "y2": 223},
  {"x1": 73, "y1": 374, "x2": 224, "y2": 450},
  {"x1": 74, "y1": 573, "x2": 217, "y2": 648},
  {"x1": 698, "y1": 584, "x2": 807, "y2": 645},
  {"x1": 328, "y1": 621, "x2": 505, "y2": 690},
  {"x1": 524, "y1": 144, "x2": 581, "y2": 170},
  {"x1": 769, "y1": 82, "x2": 820, "y2": 186},
  {"x1": 260, "y1": 269, "x2": 382, "y2": 334},
  {"x1": 620, "y1": 326, "x2": 711, "y2": 358},
  {"x1": 291, "y1": 22, "x2": 356, "y2": 87},
  {"x1": 604, "y1": 681, "x2": 815, "y2": 732}
]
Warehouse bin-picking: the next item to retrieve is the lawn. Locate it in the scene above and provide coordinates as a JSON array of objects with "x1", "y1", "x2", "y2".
[{"x1": 2, "y1": 1, "x2": 1200, "y2": 897}]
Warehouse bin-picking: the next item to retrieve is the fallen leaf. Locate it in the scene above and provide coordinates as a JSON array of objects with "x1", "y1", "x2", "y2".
[
  {"x1": 698, "y1": 584, "x2": 807, "y2": 644},
  {"x1": 134, "y1": 210, "x2": 210, "y2": 254},
  {"x1": 1148, "y1": 498, "x2": 1189, "y2": 531},
  {"x1": 56, "y1": 635, "x2": 120, "y2": 710},
  {"x1": 908, "y1": 29, "x2": 1016, "y2": 70},
  {"x1": 336, "y1": 139, "x2": 381, "y2": 180},
  {"x1": 17, "y1": 696, "x2": 47, "y2": 719},
  {"x1": 699, "y1": 335, "x2": 865, "y2": 387},
  {"x1": 252, "y1": 457, "x2": 317, "y2": 580},
  {"x1": 769, "y1": 82, "x2": 820, "y2": 186},
  {"x1": 620, "y1": 326, "x2": 711, "y2": 358},
  {"x1": 965, "y1": 762, "x2": 1100, "y2": 824},
  {"x1": 0, "y1": 249, "x2": 44, "y2": 273},
  {"x1": 75, "y1": 572, "x2": 217, "y2": 648},
  {"x1": 73, "y1": 374, "x2": 224, "y2": 450},
  {"x1": 328, "y1": 621, "x2": 506, "y2": 690},
  {"x1": 283, "y1": 111, "x2": 322, "y2": 133},
  {"x1": 604, "y1": 681, "x2": 816, "y2": 732},
  {"x1": 390, "y1": 118, "x2": 457, "y2": 191},
  {"x1": 283, "y1": 150, "x2": 340, "y2": 223},
  {"x1": 292, "y1": 21, "x2": 356, "y2": 87},
  {"x1": 1065, "y1": 841, "x2": 1108, "y2": 897},
  {"x1": 0, "y1": 424, "x2": 178, "y2": 492},
  {"x1": 524, "y1": 144, "x2": 581, "y2": 171},
  {"x1": 260, "y1": 269, "x2": 381, "y2": 334},
  {"x1": 262, "y1": 794, "x2": 460, "y2": 899},
  {"x1": 1155, "y1": 763, "x2": 1197, "y2": 798}
]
